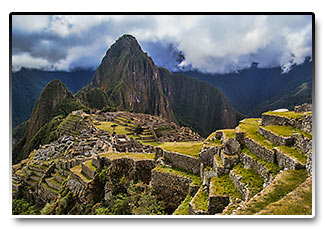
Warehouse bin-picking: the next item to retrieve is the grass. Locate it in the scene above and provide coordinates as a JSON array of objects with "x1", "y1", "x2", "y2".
[
  {"x1": 192, "y1": 186, "x2": 209, "y2": 212},
  {"x1": 70, "y1": 165, "x2": 92, "y2": 183},
  {"x1": 205, "y1": 132, "x2": 222, "y2": 145},
  {"x1": 262, "y1": 125, "x2": 312, "y2": 140},
  {"x1": 153, "y1": 164, "x2": 201, "y2": 186},
  {"x1": 94, "y1": 121, "x2": 129, "y2": 134},
  {"x1": 222, "y1": 129, "x2": 236, "y2": 140},
  {"x1": 99, "y1": 152, "x2": 155, "y2": 160},
  {"x1": 237, "y1": 118, "x2": 275, "y2": 151},
  {"x1": 241, "y1": 147, "x2": 280, "y2": 176},
  {"x1": 276, "y1": 146, "x2": 307, "y2": 165},
  {"x1": 257, "y1": 177, "x2": 312, "y2": 215},
  {"x1": 214, "y1": 154, "x2": 224, "y2": 168},
  {"x1": 84, "y1": 160, "x2": 97, "y2": 171},
  {"x1": 173, "y1": 194, "x2": 193, "y2": 215},
  {"x1": 41, "y1": 181, "x2": 59, "y2": 193},
  {"x1": 232, "y1": 163, "x2": 264, "y2": 199},
  {"x1": 210, "y1": 175, "x2": 243, "y2": 200},
  {"x1": 94, "y1": 121, "x2": 160, "y2": 147},
  {"x1": 234, "y1": 169, "x2": 309, "y2": 215},
  {"x1": 158, "y1": 142, "x2": 203, "y2": 158},
  {"x1": 263, "y1": 111, "x2": 303, "y2": 120}
]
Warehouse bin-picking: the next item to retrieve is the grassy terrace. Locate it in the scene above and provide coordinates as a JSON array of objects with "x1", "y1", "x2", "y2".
[
  {"x1": 95, "y1": 121, "x2": 129, "y2": 134},
  {"x1": 237, "y1": 118, "x2": 276, "y2": 151},
  {"x1": 257, "y1": 177, "x2": 312, "y2": 215},
  {"x1": 41, "y1": 181, "x2": 59, "y2": 193},
  {"x1": 99, "y1": 152, "x2": 155, "y2": 160},
  {"x1": 222, "y1": 129, "x2": 236, "y2": 140},
  {"x1": 263, "y1": 111, "x2": 304, "y2": 120},
  {"x1": 153, "y1": 164, "x2": 201, "y2": 186},
  {"x1": 84, "y1": 160, "x2": 97, "y2": 171},
  {"x1": 234, "y1": 169, "x2": 308, "y2": 215},
  {"x1": 276, "y1": 146, "x2": 307, "y2": 165},
  {"x1": 205, "y1": 131, "x2": 222, "y2": 146},
  {"x1": 232, "y1": 163, "x2": 264, "y2": 199},
  {"x1": 262, "y1": 125, "x2": 312, "y2": 140},
  {"x1": 70, "y1": 165, "x2": 92, "y2": 183},
  {"x1": 158, "y1": 142, "x2": 203, "y2": 158},
  {"x1": 94, "y1": 121, "x2": 160, "y2": 147},
  {"x1": 241, "y1": 147, "x2": 280, "y2": 176},
  {"x1": 173, "y1": 194, "x2": 193, "y2": 215},
  {"x1": 192, "y1": 186, "x2": 209, "y2": 212},
  {"x1": 210, "y1": 175, "x2": 243, "y2": 200}
]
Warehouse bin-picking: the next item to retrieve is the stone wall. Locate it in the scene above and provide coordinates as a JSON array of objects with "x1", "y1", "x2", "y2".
[
  {"x1": 199, "y1": 146, "x2": 219, "y2": 167},
  {"x1": 244, "y1": 137, "x2": 275, "y2": 163},
  {"x1": 236, "y1": 131, "x2": 245, "y2": 145},
  {"x1": 262, "y1": 114, "x2": 302, "y2": 129},
  {"x1": 295, "y1": 103, "x2": 312, "y2": 113},
  {"x1": 229, "y1": 170, "x2": 251, "y2": 201},
  {"x1": 151, "y1": 170, "x2": 192, "y2": 212},
  {"x1": 302, "y1": 113, "x2": 312, "y2": 133},
  {"x1": 100, "y1": 156, "x2": 155, "y2": 184},
  {"x1": 37, "y1": 183, "x2": 58, "y2": 202},
  {"x1": 274, "y1": 147, "x2": 306, "y2": 170},
  {"x1": 163, "y1": 150, "x2": 200, "y2": 175},
  {"x1": 306, "y1": 151, "x2": 312, "y2": 176},
  {"x1": 258, "y1": 126, "x2": 294, "y2": 146},
  {"x1": 208, "y1": 195, "x2": 230, "y2": 214},
  {"x1": 293, "y1": 133, "x2": 312, "y2": 154},
  {"x1": 220, "y1": 150, "x2": 239, "y2": 168},
  {"x1": 82, "y1": 163, "x2": 96, "y2": 179},
  {"x1": 238, "y1": 151, "x2": 273, "y2": 186}
]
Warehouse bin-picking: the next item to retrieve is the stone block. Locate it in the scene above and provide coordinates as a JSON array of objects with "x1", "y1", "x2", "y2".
[
  {"x1": 244, "y1": 136, "x2": 276, "y2": 163},
  {"x1": 274, "y1": 147, "x2": 306, "y2": 170},
  {"x1": 163, "y1": 150, "x2": 200, "y2": 175},
  {"x1": 258, "y1": 126, "x2": 295, "y2": 146}
]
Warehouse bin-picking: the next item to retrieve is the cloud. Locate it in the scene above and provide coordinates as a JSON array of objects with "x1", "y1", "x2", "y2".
[
  {"x1": 11, "y1": 15, "x2": 312, "y2": 73},
  {"x1": 12, "y1": 52, "x2": 51, "y2": 71}
]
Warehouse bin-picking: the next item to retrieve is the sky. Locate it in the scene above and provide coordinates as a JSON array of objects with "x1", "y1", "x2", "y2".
[{"x1": 11, "y1": 15, "x2": 313, "y2": 74}]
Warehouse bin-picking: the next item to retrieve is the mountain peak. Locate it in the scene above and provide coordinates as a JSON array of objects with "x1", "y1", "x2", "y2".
[{"x1": 109, "y1": 34, "x2": 142, "y2": 54}]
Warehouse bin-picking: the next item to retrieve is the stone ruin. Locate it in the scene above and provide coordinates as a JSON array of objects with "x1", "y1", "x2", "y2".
[{"x1": 12, "y1": 104, "x2": 312, "y2": 215}]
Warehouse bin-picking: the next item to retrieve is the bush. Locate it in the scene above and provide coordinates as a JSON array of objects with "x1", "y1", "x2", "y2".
[{"x1": 12, "y1": 199, "x2": 40, "y2": 215}]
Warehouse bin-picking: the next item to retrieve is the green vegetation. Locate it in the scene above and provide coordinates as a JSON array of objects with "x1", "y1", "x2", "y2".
[
  {"x1": 210, "y1": 175, "x2": 243, "y2": 200},
  {"x1": 95, "y1": 121, "x2": 129, "y2": 134},
  {"x1": 241, "y1": 147, "x2": 280, "y2": 176},
  {"x1": 276, "y1": 146, "x2": 307, "y2": 165},
  {"x1": 232, "y1": 163, "x2": 264, "y2": 199},
  {"x1": 95, "y1": 180, "x2": 164, "y2": 215},
  {"x1": 158, "y1": 141, "x2": 203, "y2": 158},
  {"x1": 262, "y1": 125, "x2": 312, "y2": 140},
  {"x1": 257, "y1": 177, "x2": 312, "y2": 215},
  {"x1": 84, "y1": 160, "x2": 97, "y2": 171},
  {"x1": 263, "y1": 111, "x2": 303, "y2": 120},
  {"x1": 235, "y1": 169, "x2": 309, "y2": 215},
  {"x1": 222, "y1": 129, "x2": 236, "y2": 140},
  {"x1": 94, "y1": 121, "x2": 159, "y2": 147},
  {"x1": 173, "y1": 194, "x2": 193, "y2": 215},
  {"x1": 153, "y1": 164, "x2": 201, "y2": 186},
  {"x1": 205, "y1": 131, "x2": 222, "y2": 146},
  {"x1": 41, "y1": 181, "x2": 60, "y2": 193},
  {"x1": 192, "y1": 186, "x2": 209, "y2": 212},
  {"x1": 214, "y1": 154, "x2": 224, "y2": 168},
  {"x1": 237, "y1": 118, "x2": 275, "y2": 151},
  {"x1": 12, "y1": 198, "x2": 40, "y2": 215},
  {"x1": 99, "y1": 152, "x2": 155, "y2": 160}
]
